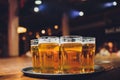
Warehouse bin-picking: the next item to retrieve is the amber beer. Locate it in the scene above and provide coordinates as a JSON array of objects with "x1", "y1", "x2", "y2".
[
  {"x1": 30, "y1": 39, "x2": 41, "y2": 72},
  {"x1": 38, "y1": 36, "x2": 60, "y2": 73},
  {"x1": 81, "y1": 37, "x2": 95, "y2": 73},
  {"x1": 60, "y1": 36, "x2": 82, "y2": 73}
]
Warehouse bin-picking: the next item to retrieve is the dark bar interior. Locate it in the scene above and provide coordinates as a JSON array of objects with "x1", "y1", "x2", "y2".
[{"x1": 0, "y1": 0, "x2": 120, "y2": 80}]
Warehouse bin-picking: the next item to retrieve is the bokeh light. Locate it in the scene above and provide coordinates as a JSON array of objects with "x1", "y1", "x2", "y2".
[
  {"x1": 34, "y1": 7, "x2": 39, "y2": 12},
  {"x1": 17, "y1": 26, "x2": 27, "y2": 34},
  {"x1": 54, "y1": 25, "x2": 59, "y2": 29},
  {"x1": 79, "y1": 11, "x2": 84, "y2": 16},
  {"x1": 70, "y1": 10, "x2": 84, "y2": 18},
  {"x1": 41, "y1": 29, "x2": 46, "y2": 34},
  {"x1": 113, "y1": 1, "x2": 117, "y2": 6},
  {"x1": 35, "y1": 0, "x2": 42, "y2": 5}
]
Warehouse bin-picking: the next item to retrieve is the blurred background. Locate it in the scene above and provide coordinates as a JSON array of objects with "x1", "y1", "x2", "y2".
[{"x1": 0, "y1": 0, "x2": 120, "y2": 57}]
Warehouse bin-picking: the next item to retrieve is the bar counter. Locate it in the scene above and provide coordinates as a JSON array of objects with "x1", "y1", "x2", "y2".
[{"x1": 0, "y1": 54, "x2": 120, "y2": 80}]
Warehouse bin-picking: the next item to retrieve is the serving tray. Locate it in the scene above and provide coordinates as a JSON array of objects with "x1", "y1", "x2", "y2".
[{"x1": 22, "y1": 65, "x2": 105, "y2": 79}]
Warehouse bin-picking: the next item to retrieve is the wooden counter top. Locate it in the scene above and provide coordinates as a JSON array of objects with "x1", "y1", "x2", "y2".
[
  {"x1": 0, "y1": 57, "x2": 46, "y2": 80},
  {"x1": 0, "y1": 54, "x2": 120, "y2": 80}
]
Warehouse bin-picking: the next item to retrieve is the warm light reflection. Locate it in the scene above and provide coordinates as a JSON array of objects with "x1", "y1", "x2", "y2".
[
  {"x1": 22, "y1": 36, "x2": 26, "y2": 41},
  {"x1": 47, "y1": 28, "x2": 52, "y2": 35},
  {"x1": 41, "y1": 29, "x2": 46, "y2": 34},
  {"x1": 36, "y1": 32, "x2": 40, "y2": 38},
  {"x1": 28, "y1": 31, "x2": 33, "y2": 35},
  {"x1": 17, "y1": 26, "x2": 27, "y2": 34},
  {"x1": 54, "y1": 25, "x2": 59, "y2": 29}
]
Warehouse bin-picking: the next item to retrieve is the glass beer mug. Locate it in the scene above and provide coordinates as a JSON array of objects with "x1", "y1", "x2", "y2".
[
  {"x1": 38, "y1": 36, "x2": 60, "y2": 73},
  {"x1": 30, "y1": 39, "x2": 40, "y2": 73},
  {"x1": 81, "y1": 37, "x2": 96, "y2": 73},
  {"x1": 60, "y1": 36, "x2": 82, "y2": 74}
]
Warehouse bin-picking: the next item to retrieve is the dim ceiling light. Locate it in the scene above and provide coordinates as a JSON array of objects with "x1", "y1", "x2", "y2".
[
  {"x1": 35, "y1": 0, "x2": 42, "y2": 5},
  {"x1": 34, "y1": 7, "x2": 39, "y2": 12}
]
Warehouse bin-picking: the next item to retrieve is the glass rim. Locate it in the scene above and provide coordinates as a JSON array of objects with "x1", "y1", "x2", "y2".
[
  {"x1": 82, "y1": 37, "x2": 95, "y2": 39},
  {"x1": 38, "y1": 36, "x2": 59, "y2": 39},
  {"x1": 82, "y1": 37, "x2": 96, "y2": 44},
  {"x1": 38, "y1": 36, "x2": 59, "y2": 43},
  {"x1": 60, "y1": 35, "x2": 82, "y2": 38},
  {"x1": 60, "y1": 35, "x2": 82, "y2": 43},
  {"x1": 30, "y1": 39, "x2": 38, "y2": 41},
  {"x1": 30, "y1": 39, "x2": 38, "y2": 45}
]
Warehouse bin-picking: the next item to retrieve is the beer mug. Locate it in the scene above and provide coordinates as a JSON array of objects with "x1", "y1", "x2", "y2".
[
  {"x1": 38, "y1": 36, "x2": 60, "y2": 73},
  {"x1": 30, "y1": 39, "x2": 40, "y2": 73},
  {"x1": 60, "y1": 36, "x2": 82, "y2": 73},
  {"x1": 81, "y1": 37, "x2": 96, "y2": 73}
]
